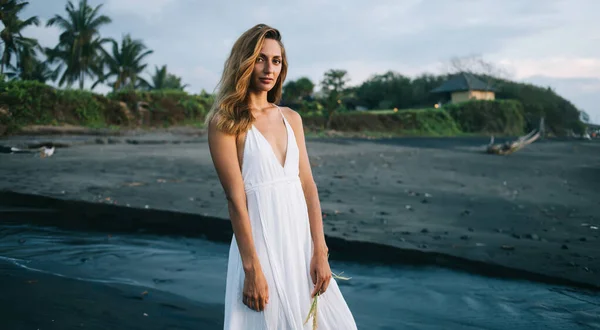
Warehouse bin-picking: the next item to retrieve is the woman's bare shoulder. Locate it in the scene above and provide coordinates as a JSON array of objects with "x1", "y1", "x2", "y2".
[
  {"x1": 280, "y1": 106, "x2": 303, "y2": 128},
  {"x1": 207, "y1": 113, "x2": 233, "y2": 137}
]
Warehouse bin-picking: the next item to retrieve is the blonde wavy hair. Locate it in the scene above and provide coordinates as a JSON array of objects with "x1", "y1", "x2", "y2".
[{"x1": 205, "y1": 24, "x2": 288, "y2": 136}]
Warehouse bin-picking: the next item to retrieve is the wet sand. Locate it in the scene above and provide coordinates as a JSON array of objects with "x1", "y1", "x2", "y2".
[
  {"x1": 0, "y1": 259, "x2": 222, "y2": 330},
  {"x1": 1, "y1": 133, "x2": 599, "y2": 290}
]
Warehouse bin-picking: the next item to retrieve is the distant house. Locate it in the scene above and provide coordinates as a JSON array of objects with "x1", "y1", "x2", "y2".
[{"x1": 431, "y1": 72, "x2": 496, "y2": 104}]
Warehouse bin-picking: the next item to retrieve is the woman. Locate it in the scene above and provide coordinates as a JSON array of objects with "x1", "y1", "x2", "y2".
[{"x1": 205, "y1": 24, "x2": 358, "y2": 329}]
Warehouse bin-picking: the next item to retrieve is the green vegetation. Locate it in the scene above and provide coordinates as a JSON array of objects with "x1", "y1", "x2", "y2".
[
  {"x1": 302, "y1": 108, "x2": 461, "y2": 137},
  {"x1": 108, "y1": 89, "x2": 213, "y2": 126},
  {"x1": 0, "y1": 80, "x2": 110, "y2": 133},
  {"x1": 0, "y1": 79, "x2": 213, "y2": 135},
  {"x1": 282, "y1": 69, "x2": 587, "y2": 137},
  {"x1": 491, "y1": 77, "x2": 586, "y2": 135},
  {"x1": 0, "y1": 0, "x2": 590, "y2": 138},
  {"x1": 444, "y1": 100, "x2": 525, "y2": 136}
]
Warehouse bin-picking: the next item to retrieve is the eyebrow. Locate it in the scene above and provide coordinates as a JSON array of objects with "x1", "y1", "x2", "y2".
[{"x1": 259, "y1": 53, "x2": 282, "y2": 58}]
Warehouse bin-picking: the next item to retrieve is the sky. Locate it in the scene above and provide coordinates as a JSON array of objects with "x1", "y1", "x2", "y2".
[{"x1": 22, "y1": 0, "x2": 600, "y2": 124}]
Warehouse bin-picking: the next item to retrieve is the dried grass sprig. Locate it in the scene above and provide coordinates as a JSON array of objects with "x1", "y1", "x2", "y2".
[{"x1": 303, "y1": 271, "x2": 351, "y2": 330}]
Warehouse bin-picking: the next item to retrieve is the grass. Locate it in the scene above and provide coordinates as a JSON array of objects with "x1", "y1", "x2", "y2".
[
  {"x1": 355, "y1": 107, "x2": 430, "y2": 115},
  {"x1": 304, "y1": 272, "x2": 352, "y2": 330},
  {"x1": 305, "y1": 129, "x2": 476, "y2": 139},
  {"x1": 305, "y1": 130, "x2": 400, "y2": 139},
  {"x1": 178, "y1": 119, "x2": 206, "y2": 128}
]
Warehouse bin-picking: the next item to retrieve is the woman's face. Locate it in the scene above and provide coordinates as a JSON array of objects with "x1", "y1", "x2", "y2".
[{"x1": 250, "y1": 38, "x2": 282, "y2": 92}]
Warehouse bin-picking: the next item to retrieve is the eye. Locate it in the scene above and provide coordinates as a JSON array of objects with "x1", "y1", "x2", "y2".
[
  {"x1": 256, "y1": 57, "x2": 264, "y2": 63},
  {"x1": 273, "y1": 59, "x2": 281, "y2": 64}
]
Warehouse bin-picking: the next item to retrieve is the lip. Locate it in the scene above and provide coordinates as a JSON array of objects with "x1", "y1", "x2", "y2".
[{"x1": 259, "y1": 78, "x2": 274, "y2": 83}]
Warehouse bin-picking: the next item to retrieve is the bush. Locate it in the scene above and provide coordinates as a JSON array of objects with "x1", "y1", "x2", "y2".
[
  {"x1": 302, "y1": 108, "x2": 461, "y2": 136},
  {"x1": 491, "y1": 78, "x2": 583, "y2": 135},
  {"x1": 0, "y1": 80, "x2": 126, "y2": 132},
  {"x1": 0, "y1": 80, "x2": 216, "y2": 135},
  {"x1": 0, "y1": 80, "x2": 57, "y2": 129},
  {"x1": 108, "y1": 89, "x2": 213, "y2": 126},
  {"x1": 444, "y1": 99, "x2": 525, "y2": 135}
]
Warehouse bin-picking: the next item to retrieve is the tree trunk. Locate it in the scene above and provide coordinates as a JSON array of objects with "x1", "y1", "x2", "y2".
[{"x1": 326, "y1": 110, "x2": 335, "y2": 129}]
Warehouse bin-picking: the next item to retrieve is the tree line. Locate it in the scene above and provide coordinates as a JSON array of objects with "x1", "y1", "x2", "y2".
[{"x1": 284, "y1": 66, "x2": 587, "y2": 133}]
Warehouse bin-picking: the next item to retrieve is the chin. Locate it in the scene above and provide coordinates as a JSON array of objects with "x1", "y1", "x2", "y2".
[{"x1": 252, "y1": 83, "x2": 274, "y2": 93}]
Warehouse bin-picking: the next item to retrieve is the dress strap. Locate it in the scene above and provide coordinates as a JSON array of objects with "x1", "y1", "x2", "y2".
[{"x1": 273, "y1": 104, "x2": 286, "y2": 123}]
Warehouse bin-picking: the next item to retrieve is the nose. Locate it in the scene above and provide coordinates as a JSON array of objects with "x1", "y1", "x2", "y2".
[{"x1": 263, "y1": 60, "x2": 274, "y2": 74}]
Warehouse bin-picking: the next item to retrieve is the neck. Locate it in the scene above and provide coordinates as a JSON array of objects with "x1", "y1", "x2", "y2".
[{"x1": 247, "y1": 90, "x2": 271, "y2": 112}]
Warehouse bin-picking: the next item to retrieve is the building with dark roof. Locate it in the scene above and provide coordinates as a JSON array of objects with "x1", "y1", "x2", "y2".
[{"x1": 431, "y1": 72, "x2": 496, "y2": 104}]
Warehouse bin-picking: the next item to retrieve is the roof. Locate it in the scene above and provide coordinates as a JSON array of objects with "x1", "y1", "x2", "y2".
[{"x1": 431, "y1": 72, "x2": 496, "y2": 93}]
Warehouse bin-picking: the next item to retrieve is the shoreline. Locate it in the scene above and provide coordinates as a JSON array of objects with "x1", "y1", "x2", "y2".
[
  {"x1": 1, "y1": 134, "x2": 599, "y2": 292},
  {"x1": 2, "y1": 189, "x2": 599, "y2": 292}
]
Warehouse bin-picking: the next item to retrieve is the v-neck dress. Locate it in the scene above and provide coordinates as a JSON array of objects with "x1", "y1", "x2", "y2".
[{"x1": 223, "y1": 105, "x2": 358, "y2": 329}]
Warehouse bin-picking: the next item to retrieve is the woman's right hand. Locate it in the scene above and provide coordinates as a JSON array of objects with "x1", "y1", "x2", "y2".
[{"x1": 243, "y1": 266, "x2": 269, "y2": 312}]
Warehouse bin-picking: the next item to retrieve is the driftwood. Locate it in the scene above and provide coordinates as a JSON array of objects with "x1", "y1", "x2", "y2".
[
  {"x1": 486, "y1": 118, "x2": 544, "y2": 155},
  {"x1": 486, "y1": 130, "x2": 541, "y2": 155}
]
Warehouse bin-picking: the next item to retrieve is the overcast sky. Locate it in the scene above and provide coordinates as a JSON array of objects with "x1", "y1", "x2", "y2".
[{"x1": 23, "y1": 0, "x2": 600, "y2": 123}]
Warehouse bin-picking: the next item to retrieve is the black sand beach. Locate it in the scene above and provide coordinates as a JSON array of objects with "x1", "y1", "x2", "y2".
[
  {"x1": 1, "y1": 132, "x2": 600, "y2": 329},
  {"x1": 1, "y1": 133, "x2": 599, "y2": 289}
]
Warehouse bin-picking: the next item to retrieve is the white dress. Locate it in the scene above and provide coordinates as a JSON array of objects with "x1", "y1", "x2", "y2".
[{"x1": 223, "y1": 106, "x2": 358, "y2": 329}]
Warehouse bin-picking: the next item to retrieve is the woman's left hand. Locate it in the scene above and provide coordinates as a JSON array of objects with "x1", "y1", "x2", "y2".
[{"x1": 309, "y1": 251, "x2": 332, "y2": 297}]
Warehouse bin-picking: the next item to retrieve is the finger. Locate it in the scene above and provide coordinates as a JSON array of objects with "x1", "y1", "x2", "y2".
[
  {"x1": 311, "y1": 268, "x2": 317, "y2": 285},
  {"x1": 260, "y1": 296, "x2": 267, "y2": 311},
  {"x1": 319, "y1": 274, "x2": 331, "y2": 294},
  {"x1": 318, "y1": 278, "x2": 327, "y2": 295},
  {"x1": 312, "y1": 274, "x2": 323, "y2": 297},
  {"x1": 311, "y1": 279, "x2": 319, "y2": 297},
  {"x1": 322, "y1": 276, "x2": 331, "y2": 294}
]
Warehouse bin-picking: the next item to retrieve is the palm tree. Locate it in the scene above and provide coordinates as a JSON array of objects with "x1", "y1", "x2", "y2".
[
  {"x1": 93, "y1": 33, "x2": 153, "y2": 91},
  {"x1": 0, "y1": 0, "x2": 28, "y2": 21},
  {"x1": 46, "y1": 0, "x2": 112, "y2": 89},
  {"x1": 144, "y1": 64, "x2": 188, "y2": 90},
  {"x1": 5, "y1": 43, "x2": 57, "y2": 83},
  {"x1": 0, "y1": 0, "x2": 40, "y2": 74}
]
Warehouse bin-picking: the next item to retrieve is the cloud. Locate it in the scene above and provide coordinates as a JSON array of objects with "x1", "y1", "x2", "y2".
[
  {"x1": 103, "y1": 0, "x2": 179, "y2": 20},
  {"x1": 498, "y1": 58, "x2": 600, "y2": 80},
  {"x1": 169, "y1": 65, "x2": 222, "y2": 93},
  {"x1": 22, "y1": 18, "x2": 61, "y2": 49}
]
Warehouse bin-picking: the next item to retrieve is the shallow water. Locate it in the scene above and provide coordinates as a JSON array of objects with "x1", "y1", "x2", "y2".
[{"x1": 0, "y1": 224, "x2": 599, "y2": 329}]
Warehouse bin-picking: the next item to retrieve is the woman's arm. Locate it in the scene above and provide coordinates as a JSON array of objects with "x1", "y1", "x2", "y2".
[
  {"x1": 284, "y1": 108, "x2": 328, "y2": 256},
  {"x1": 284, "y1": 108, "x2": 331, "y2": 297},
  {"x1": 207, "y1": 117, "x2": 269, "y2": 311},
  {"x1": 207, "y1": 117, "x2": 258, "y2": 271}
]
